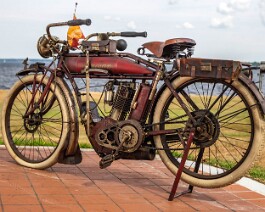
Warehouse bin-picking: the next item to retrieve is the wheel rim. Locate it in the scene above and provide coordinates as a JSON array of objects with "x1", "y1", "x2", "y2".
[
  {"x1": 6, "y1": 81, "x2": 64, "y2": 163},
  {"x1": 160, "y1": 79, "x2": 254, "y2": 179}
]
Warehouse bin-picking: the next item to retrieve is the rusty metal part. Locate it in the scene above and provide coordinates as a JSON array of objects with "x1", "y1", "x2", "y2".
[
  {"x1": 98, "y1": 120, "x2": 140, "y2": 169},
  {"x1": 92, "y1": 118, "x2": 144, "y2": 153},
  {"x1": 93, "y1": 118, "x2": 119, "y2": 150},
  {"x1": 117, "y1": 53, "x2": 159, "y2": 71},
  {"x1": 164, "y1": 78, "x2": 196, "y2": 125},
  {"x1": 46, "y1": 19, "x2": 90, "y2": 44},
  {"x1": 90, "y1": 117, "x2": 117, "y2": 154},
  {"x1": 189, "y1": 110, "x2": 220, "y2": 148},
  {"x1": 179, "y1": 58, "x2": 241, "y2": 80},
  {"x1": 129, "y1": 83, "x2": 152, "y2": 122},
  {"x1": 37, "y1": 35, "x2": 53, "y2": 58},
  {"x1": 146, "y1": 129, "x2": 178, "y2": 136},
  {"x1": 142, "y1": 38, "x2": 196, "y2": 59},
  {"x1": 81, "y1": 40, "x2": 117, "y2": 53},
  {"x1": 168, "y1": 128, "x2": 195, "y2": 201},
  {"x1": 62, "y1": 52, "x2": 158, "y2": 74},
  {"x1": 115, "y1": 120, "x2": 144, "y2": 153},
  {"x1": 111, "y1": 83, "x2": 135, "y2": 121},
  {"x1": 64, "y1": 55, "x2": 154, "y2": 75},
  {"x1": 149, "y1": 69, "x2": 163, "y2": 101}
]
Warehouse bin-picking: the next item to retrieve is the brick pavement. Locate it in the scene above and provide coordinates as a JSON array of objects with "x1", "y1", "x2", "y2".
[{"x1": 0, "y1": 148, "x2": 264, "y2": 211}]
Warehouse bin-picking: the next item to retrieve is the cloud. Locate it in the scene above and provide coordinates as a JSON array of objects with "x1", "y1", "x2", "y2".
[
  {"x1": 175, "y1": 22, "x2": 194, "y2": 29},
  {"x1": 127, "y1": 21, "x2": 136, "y2": 30},
  {"x1": 214, "y1": 0, "x2": 250, "y2": 29},
  {"x1": 183, "y1": 22, "x2": 194, "y2": 29},
  {"x1": 229, "y1": 0, "x2": 251, "y2": 11},
  {"x1": 210, "y1": 15, "x2": 234, "y2": 28},
  {"x1": 217, "y1": 0, "x2": 251, "y2": 15},
  {"x1": 217, "y1": 2, "x2": 234, "y2": 14},
  {"x1": 168, "y1": 0, "x2": 179, "y2": 5}
]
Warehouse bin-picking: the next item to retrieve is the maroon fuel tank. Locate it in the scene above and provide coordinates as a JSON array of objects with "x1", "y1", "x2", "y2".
[{"x1": 64, "y1": 56, "x2": 153, "y2": 75}]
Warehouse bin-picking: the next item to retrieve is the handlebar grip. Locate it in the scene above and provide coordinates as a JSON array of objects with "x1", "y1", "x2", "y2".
[
  {"x1": 67, "y1": 19, "x2": 92, "y2": 26},
  {"x1": 120, "y1": 31, "x2": 147, "y2": 38}
]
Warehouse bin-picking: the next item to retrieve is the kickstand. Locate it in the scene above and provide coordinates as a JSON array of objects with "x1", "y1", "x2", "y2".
[{"x1": 168, "y1": 128, "x2": 195, "y2": 201}]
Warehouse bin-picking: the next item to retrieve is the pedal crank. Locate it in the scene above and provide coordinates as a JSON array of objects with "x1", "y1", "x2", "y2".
[
  {"x1": 99, "y1": 154, "x2": 117, "y2": 169},
  {"x1": 99, "y1": 130, "x2": 131, "y2": 169},
  {"x1": 99, "y1": 127, "x2": 132, "y2": 169}
]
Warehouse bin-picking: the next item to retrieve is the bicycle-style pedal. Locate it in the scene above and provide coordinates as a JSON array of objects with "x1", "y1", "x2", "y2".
[{"x1": 99, "y1": 154, "x2": 114, "y2": 169}]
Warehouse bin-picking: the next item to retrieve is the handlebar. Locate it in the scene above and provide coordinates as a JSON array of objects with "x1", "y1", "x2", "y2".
[
  {"x1": 67, "y1": 19, "x2": 92, "y2": 26},
  {"x1": 107, "y1": 31, "x2": 147, "y2": 38},
  {"x1": 120, "y1": 31, "x2": 147, "y2": 38},
  {"x1": 85, "y1": 31, "x2": 147, "y2": 42},
  {"x1": 45, "y1": 18, "x2": 147, "y2": 47},
  {"x1": 46, "y1": 18, "x2": 92, "y2": 43}
]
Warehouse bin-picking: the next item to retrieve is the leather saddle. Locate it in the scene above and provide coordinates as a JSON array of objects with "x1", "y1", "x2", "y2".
[{"x1": 142, "y1": 38, "x2": 196, "y2": 59}]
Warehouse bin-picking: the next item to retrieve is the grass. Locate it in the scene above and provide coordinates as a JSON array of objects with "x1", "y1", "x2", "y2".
[
  {"x1": 79, "y1": 142, "x2": 93, "y2": 149},
  {"x1": 247, "y1": 166, "x2": 265, "y2": 184},
  {"x1": 0, "y1": 137, "x2": 92, "y2": 148}
]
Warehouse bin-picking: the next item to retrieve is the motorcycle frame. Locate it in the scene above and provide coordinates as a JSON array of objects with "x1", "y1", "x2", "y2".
[
  {"x1": 19, "y1": 49, "x2": 265, "y2": 160},
  {"x1": 20, "y1": 50, "x2": 199, "y2": 156},
  {"x1": 57, "y1": 52, "x2": 159, "y2": 116}
]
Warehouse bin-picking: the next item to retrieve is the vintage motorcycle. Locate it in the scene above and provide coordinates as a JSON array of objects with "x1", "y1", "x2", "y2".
[{"x1": 1, "y1": 18, "x2": 265, "y2": 189}]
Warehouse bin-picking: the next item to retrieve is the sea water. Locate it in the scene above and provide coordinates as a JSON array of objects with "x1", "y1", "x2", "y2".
[{"x1": 0, "y1": 59, "x2": 263, "y2": 95}]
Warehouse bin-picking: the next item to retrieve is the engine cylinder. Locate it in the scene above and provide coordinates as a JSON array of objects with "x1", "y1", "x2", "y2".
[{"x1": 110, "y1": 83, "x2": 135, "y2": 120}]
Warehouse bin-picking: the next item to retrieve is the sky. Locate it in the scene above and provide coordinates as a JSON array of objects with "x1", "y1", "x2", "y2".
[{"x1": 0, "y1": 0, "x2": 265, "y2": 62}]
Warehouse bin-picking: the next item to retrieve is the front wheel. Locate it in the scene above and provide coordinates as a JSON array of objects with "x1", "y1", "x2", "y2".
[
  {"x1": 153, "y1": 76, "x2": 265, "y2": 188},
  {"x1": 1, "y1": 75, "x2": 70, "y2": 169}
]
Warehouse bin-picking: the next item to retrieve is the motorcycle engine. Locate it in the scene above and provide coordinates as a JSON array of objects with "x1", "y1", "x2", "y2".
[{"x1": 90, "y1": 81, "x2": 145, "y2": 153}]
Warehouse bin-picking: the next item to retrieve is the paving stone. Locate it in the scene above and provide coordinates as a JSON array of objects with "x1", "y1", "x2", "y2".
[{"x1": 0, "y1": 148, "x2": 264, "y2": 211}]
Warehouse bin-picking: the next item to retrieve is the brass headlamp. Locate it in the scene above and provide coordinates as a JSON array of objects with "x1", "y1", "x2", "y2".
[{"x1": 37, "y1": 34, "x2": 59, "y2": 58}]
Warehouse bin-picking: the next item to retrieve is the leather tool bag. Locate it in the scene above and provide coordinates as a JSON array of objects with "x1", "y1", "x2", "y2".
[{"x1": 179, "y1": 58, "x2": 241, "y2": 80}]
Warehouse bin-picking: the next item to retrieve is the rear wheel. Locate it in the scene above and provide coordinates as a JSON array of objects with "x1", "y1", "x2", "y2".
[
  {"x1": 153, "y1": 76, "x2": 265, "y2": 188},
  {"x1": 1, "y1": 75, "x2": 70, "y2": 169}
]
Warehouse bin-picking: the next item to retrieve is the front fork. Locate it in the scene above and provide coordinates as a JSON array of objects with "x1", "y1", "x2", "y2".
[{"x1": 23, "y1": 72, "x2": 55, "y2": 118}]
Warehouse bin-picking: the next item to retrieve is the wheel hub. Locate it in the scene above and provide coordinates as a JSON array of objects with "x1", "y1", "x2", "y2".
[
  {"x1": 191, "y1": 110, "x2": 220, "y2": 147},
  {"x1": 24, "y1": 113, "x2": 42, "y2": 133}
]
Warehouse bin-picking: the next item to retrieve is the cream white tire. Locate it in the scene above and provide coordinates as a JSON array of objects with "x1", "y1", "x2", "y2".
[
  {"x1": 153, "y1": 76, "x2": 265, "y2": 188},
  {"x1": 1, "y1": 75, "x2": 70, "y2": 169}
]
